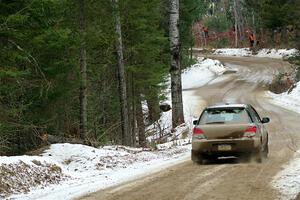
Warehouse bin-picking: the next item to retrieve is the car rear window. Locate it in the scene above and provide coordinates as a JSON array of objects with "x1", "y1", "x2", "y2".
[{"x1": 199, "y1": 107, "x2": 251, "y2": 124}]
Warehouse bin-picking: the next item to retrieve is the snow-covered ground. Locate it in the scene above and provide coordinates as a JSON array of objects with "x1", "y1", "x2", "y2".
[
  {"x1": 256, "y1": 49, "x2": 299, "y2": 59},
  {"x1": 267, "y1": 82, "x2": 300, "y2": 199},
  {"x1": 267, "y1": 82, "x2": 300, "y2": 114},
  {"x1": 213, "y1": 48, "x2": 252, "y2": 57},
  {"x1": 272, "y1": 152, "x2": 300, "y2": 200},
  {"x1": 0, "y1": 57, "x2": 227, "y2": 200},
  {"x1": 213, "y1": 48, "x2": 299, "y2": 59},
  {"x1": 182, "y1": 57, "x2": 226, "y2": 89},
  {"x1": 1, "y1": 143, "x2": 190, "y2": 200}
]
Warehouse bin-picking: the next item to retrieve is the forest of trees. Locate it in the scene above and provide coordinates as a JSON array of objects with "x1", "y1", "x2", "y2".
[
  {"x1": 196, "y1": 0, "x2": 300, "y2": 49},
  {"x1": 0, "y1": 0, "x2": 205, "y2": 155},
  {"x1": 1, "y1": 0, "x2": 299, "y2": 156},
  {"x1": 244, "y1": 0, "x2": 300, "y2": 48}
]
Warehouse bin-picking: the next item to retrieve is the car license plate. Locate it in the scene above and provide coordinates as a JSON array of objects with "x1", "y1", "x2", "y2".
[{"x1": 218, "y1": 144, "x2": 232, "y2": 151}]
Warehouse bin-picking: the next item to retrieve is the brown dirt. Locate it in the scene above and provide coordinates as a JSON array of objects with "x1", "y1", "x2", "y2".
[
  {"x1": 78, "y1": 56, "x2": 300, "y2": 200},
  {"x1": 0, "y1": 160, "x2": 67, "y2": 197},
  {"x1": 25, "y1": 145, "x2": 50, "y2": 156}
]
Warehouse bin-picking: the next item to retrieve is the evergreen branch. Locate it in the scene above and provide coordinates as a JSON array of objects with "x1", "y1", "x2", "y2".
[
  {"x1": 0, "y1": 0, "x2": 38, "y2": 27},
  {"x1": 7, "y1": 39, "x2": 50, "y2": 88}
]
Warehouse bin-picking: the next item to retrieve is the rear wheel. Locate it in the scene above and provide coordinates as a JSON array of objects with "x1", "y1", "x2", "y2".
[
  {"x1": 255, "y1": 151, "x2": 263, "y2": 163},
  {"x1": 254, "y1": 147, "x2": 265, "y2": 163},
  {"x1": 191, "y1": 150, "x2": 204, "y2": 164},
  {"x1": 254, "y1": 139, "x2": 269, "y2": 163},
  {"x1": 263, "y1": 141, "x2": 269, "y2": 158}
]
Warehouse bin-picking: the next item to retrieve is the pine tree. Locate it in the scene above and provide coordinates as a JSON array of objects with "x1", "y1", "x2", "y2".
[
  {"x1": 0, "y1": 0, "x2": 78, "y2": 154},
  {"x1": 0, "y1": 0, "x2": 202, "y2": 154}
]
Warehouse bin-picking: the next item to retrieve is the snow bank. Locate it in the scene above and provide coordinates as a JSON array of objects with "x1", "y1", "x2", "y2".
[
  {"x1": 267, "y1": 82, "x2": 300, "y2": 114},
  {"x1": 213, "y1": 48, "x2": 252, "y2": 57},
  {"x1": 267, "y1": 82, "x2": 300, "y2": 199},
  {"x1": 1, "y1": 143, "x2": 190, "y2": 200},
  {"x1": 147, "y1": 57, "x2": 226, "y2": 142},
  {"x1": 272, "y1": 152, "x2": 300, "y2": 200},
  {"x1": 181, "y1": 57, "x2": 226, "y2": 89},
  {"x1": 256, "y1": 48, "x2": 299, "y2": 59},
  {"x1": 213, "y1": 48, "x2": 299, "y2": 59},
  {"x1": 41, "y1": 143, "x2": 190, "y2": 176}
]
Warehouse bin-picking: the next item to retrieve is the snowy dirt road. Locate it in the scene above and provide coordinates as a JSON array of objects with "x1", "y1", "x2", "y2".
[{"x1": 78, "y1": 56, "x2": 300, "y2": 200}]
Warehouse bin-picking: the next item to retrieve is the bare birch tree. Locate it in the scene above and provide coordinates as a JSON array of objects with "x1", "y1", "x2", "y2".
[
  {"x1": 79, "y1": 0, "x2": 88, "y2": 139},
  {"x1": 169, "y1": 0, "x2": 184, "y2": 128},
  {"x1": 112, "y1": 0, "x2": 131, "y2": 146}
]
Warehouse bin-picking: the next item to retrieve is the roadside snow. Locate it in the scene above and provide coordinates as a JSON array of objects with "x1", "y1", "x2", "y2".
[
  {"x1": 272, "y1": 152, "x2": 300, "y2": 200},
  {"x1": 267, "y1": 82, "x2": 300, "y2": 199},
  {"x1": 213, "y1": 48, "x2": 299, "y2": 59},
  {"x1": 181, "y1": 57, "x2": 226, "y2": 89},
  {"x1": 214, "y1": 48, "x2": 252, "y2": 57},
  {"x1": 2, "y1": 143, "x2": 190, "y2": 200},
  {"x1": 256, "y1": 49, "x2": 299, "y2": 59},
  {"x1": 267, "y1": 82, "x2": 300, "y2": 114}
]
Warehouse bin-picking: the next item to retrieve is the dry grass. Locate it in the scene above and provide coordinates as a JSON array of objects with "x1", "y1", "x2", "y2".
[
  {"x1": 269, "y1": 73, "x2": 294, "y2": 94},
  {"x1": 25, "y1": 145, "x2": 50, "y2": 156},
  {"x1": 0, "y1": 160, "x2": 69, "y2": 198}
]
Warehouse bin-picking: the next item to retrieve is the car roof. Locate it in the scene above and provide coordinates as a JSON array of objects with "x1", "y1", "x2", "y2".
[{"x1": 206, "y1": 103, "x2": 248, "y2": 109}]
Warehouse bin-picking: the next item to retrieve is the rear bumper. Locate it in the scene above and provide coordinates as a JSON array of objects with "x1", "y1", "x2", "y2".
[{"x1": 192, "y1": 138, "x2": 261, "y2": 155}]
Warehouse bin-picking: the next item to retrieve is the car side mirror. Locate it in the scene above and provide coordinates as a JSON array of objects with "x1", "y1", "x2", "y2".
[
  {"x1": 261, "y1": 117, "x2": 270, "y2": 124},
  {"x1": 193, "y1": 120, "x2": 198, "y2": 125}
]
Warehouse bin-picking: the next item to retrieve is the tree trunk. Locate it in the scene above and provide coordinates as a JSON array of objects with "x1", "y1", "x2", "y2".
[
  {"x1": 136, "y1": 93, "x2": 146, "y2": 147},
  {"x1": 233, "y1": 0, "x2": 238, "y2": 48},
  {"x1": 281, "y1": 26, "x2": 288, "y2": 47},
  {"x1": 169, "y1": 0, "x2": 184, "y2": 128},
  {"x1": 252, "y1": 10, "x2": 255, "y2": 34},
  {"x1": 79, "y1": 0, "x2": 88, "y2": 139},
  {"x1": 112, "y1": 0, "x2": 131, "y2": 146},
  {"x1": 145, "y1": 94, "x2": 160, "y2": 124},
  {"x1": 128, "y1": 72, "x2": 136, "y2": 146},
  {"x1": 236, "y1": 0, "x2": 244, "y2": 40}
]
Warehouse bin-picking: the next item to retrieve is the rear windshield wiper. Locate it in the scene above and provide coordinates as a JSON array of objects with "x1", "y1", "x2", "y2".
[{"x1": 205, "y1": 121, "x2": 225, "y2": 124}]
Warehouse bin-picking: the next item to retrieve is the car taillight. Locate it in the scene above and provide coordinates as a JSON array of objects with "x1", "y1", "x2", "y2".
[
  {"x1": 244, "y1": 126, "x2": 257, "y2": 138},
  {"x1": 245, "y1": 126, "x2": 257, "y2": 132},
  {"x1": 193, "y1": 127, "x2": 203, "y2": 135},
  {"x1": 192, "y1": 127, "x2": 206, "y2": 139}
]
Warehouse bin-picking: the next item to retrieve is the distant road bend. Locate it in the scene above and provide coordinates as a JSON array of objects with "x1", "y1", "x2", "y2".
[{"x1": 79, "y1": 56, "x2": 300, "y2": 200}]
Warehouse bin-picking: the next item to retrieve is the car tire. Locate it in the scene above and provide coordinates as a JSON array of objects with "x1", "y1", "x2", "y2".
[
  {"x1": 191, "y1": 150, "x2": 203, "y2": 164},
  {"x1": 263, "y1": 143, "x2": 269, "y2": 158},
  {"x1": 254, "y1": 149, "x2": 264, "y2": 163}
]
